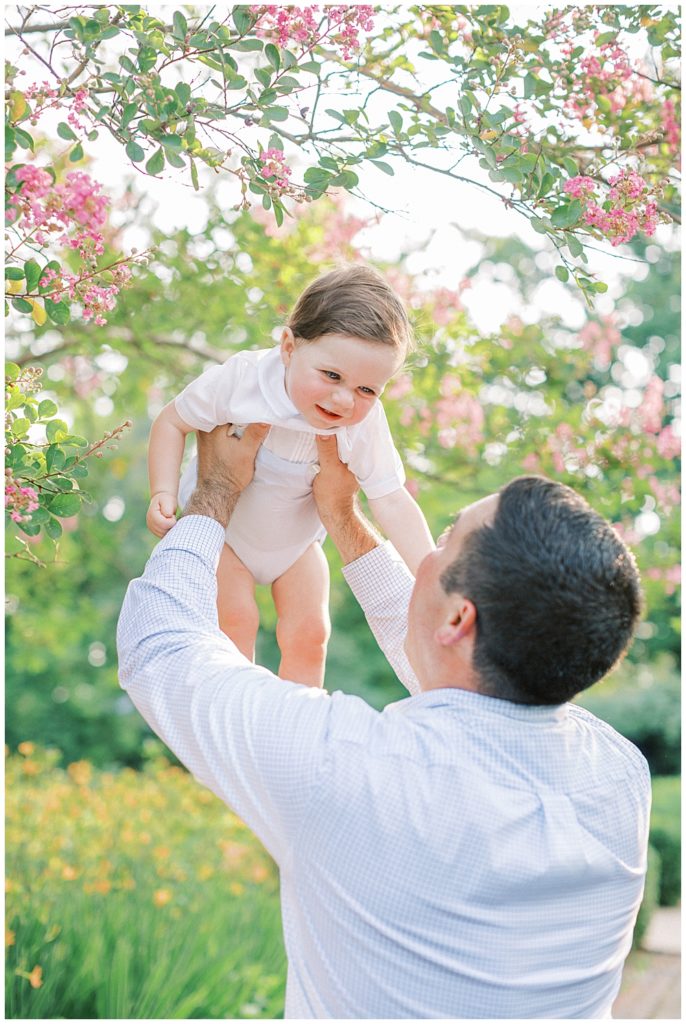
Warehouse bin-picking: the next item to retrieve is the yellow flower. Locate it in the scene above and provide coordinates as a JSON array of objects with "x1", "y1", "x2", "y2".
[
  {"x1": 22, "y1": 760, "x2": 39, "y2": 776},
  {"x1": 62, "y1": 864, "x2": 78, "y2": 881},
  {"x1": 250, "y1": 863, "x2": 270, "y2": 884},
  {"x1": 229, "y1": 881, "x2": 245, "y2": 896},
  {"x1": 67, "y1": 761, "x2": 92, "y2": 786},
  {"x1": 153, "y1": 888, "x2": 172, "y2": 907},
  {"x1": 28, "y1": 965, "x2": 43, "y2": 989},
  {"x1": 92, "y1": 879, "x2": 111, "y2": 895},
  {"x1": 5, "y1": 928, "x2": 15, "y2": 947},
  {"x1": 17, "y1": 742, "x2": 35, "y2": 756},
  {"x1": 197, "y1": 864, "x2": 214, "y2": 881},
  {"x1": 153, "y1": 845, "x2": 170, "y2": 861}
]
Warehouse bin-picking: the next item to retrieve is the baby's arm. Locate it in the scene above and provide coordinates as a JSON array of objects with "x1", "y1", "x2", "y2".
[
  {"x1": 367, "y1": 488, "x2": 435, "y2": 575},
  {"x1": 147, "y1": 401, "x2": 195, "y2": 537}
]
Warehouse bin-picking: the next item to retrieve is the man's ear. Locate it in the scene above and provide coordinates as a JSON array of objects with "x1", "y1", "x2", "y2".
[
  {"x1": 280, "y1": 327, "x2": 295, "y2": 365},
  {"x1": 434, "y1": 596, "x2": 477, "y2": 647}
]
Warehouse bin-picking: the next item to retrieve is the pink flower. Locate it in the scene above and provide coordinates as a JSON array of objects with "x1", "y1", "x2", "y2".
[
  {"x1": 564, "y1": 176, "x2": 597, "y2": 200},
  {"x1": 259, "y1": 148, "x2": 292, "y2": 191},
  {"x1": 656, "y1": 424, "x2": 681, "y2": 460}
]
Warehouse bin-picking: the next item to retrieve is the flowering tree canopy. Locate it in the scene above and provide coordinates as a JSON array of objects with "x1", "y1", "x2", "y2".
[{"x1": 4, "y1": 4, "x2": 681, "y2": 571}]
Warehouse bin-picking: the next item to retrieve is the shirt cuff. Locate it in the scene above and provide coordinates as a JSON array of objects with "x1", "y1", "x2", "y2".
[
  {"x1": 342, "y1": 540, "x2": 412, "y2": 597},
  {"x1": 151, "y1": 515, "x2": 226, "y2": 571}
]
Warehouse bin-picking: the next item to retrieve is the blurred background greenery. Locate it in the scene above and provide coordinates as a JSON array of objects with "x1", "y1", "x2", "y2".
[{"x1": 6, "y1": 194, "x2": 680, "y2": 1017}]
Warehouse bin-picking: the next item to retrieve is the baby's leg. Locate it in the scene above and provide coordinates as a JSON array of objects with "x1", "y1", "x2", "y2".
[
  {"x1": 271, "y1": 543, "x2": 331, "y2": 687},
  {"x1": 216, "y1": 543, "x2": 259, "y2": 660}
]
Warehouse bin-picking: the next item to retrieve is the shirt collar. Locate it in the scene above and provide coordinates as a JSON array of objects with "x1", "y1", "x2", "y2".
[
  {"x1": 257, "y1": 345, "x2": 300, "y2": 419},
  {"x1": 404, "y1": 687, "x2": 569, "y2": 723}
]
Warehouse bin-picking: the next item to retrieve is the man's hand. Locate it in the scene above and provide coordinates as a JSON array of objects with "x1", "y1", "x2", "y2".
[
  {"x1": 184, "y1": 422, "x2": 270, "y2": 528},
  {"x1": 313, "y1": 434, "x2": 382, "y2": 564}
]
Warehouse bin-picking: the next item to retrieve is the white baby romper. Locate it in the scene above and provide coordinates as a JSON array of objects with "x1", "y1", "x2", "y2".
[{"x1": 175, "y1": 347, "x2": 405, "y2": 585}]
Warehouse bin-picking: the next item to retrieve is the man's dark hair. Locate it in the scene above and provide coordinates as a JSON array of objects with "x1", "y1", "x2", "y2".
[{"x1": 440, "y1": 476, "x2": 642, "y2": 705}]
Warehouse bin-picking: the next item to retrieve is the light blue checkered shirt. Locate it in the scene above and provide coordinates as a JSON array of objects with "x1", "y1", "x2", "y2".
[{"x1": 117, "y1": 516, "x2": 651, "y2": 1019}]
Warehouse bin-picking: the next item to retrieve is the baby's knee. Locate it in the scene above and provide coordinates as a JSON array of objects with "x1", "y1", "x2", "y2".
[
  {"x1": 277, "y1": 609, "x2": 331, "y2": 653},
  {"x1": 217, "y1": 592, "x2": 260, "y2": 635}
]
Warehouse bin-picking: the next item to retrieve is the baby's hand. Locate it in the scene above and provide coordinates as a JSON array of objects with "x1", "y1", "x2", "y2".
[{"x1": 147, "y1": 492, "x2": 178, "y2": 537}]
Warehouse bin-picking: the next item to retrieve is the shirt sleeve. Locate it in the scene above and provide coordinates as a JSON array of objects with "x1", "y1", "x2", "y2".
[
  {"x1": 342, "y1": 541, "x2": 421, "y2": 696},
  {"x1": 116, "y1": 516, "x2": 337, "y2": 864},
  {"x1": 174, "y1": 356, "x2": 248, "y2": 432},
  {"x1": 345, "y1": 402, "x2": 406, "y2": 500}
]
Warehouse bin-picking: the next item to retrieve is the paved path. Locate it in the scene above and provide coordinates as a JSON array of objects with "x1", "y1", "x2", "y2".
[{"x1": 612, "y1": 907, "x2": 681, "y2": 1020}]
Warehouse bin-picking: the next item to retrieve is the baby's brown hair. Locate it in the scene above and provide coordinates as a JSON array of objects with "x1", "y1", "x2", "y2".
[{"x1": 287, "y1": 265, "x2": 413, "y2": 354}]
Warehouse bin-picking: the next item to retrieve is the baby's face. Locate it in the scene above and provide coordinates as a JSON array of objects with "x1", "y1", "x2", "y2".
[{"x1": 281, "y1": 331, "x2": 404, "y2": 430}]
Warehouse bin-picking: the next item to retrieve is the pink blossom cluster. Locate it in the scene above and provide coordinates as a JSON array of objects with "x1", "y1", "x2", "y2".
[
  {"x1": 67, "y1": 88, "x2": 89, "y2": 134},
  {"x1": 578, "y1": 315, "x2": 621, "y2": 369},
  {"x1": 564, "y1": 38, "x2": 633, "y2": 122},
  {"x1": 546, "y1": 422, "x2": 592, "y2": 475},
  {"x1": 647, "y1": 476, "x2": 681, "y2": 515},
  {"x1": 429, "y1": 287, "x2": 463, "y2": 326},
  {"x1": 5, "y1": 476, "x2": 39, "y2": 524},
  {"x1": 645, "y1": 564, "x2": 681, "y2": 596},
  {"x1": 661, "y1": 99, "x2": 680, "y2": 156},
  {"x1": 8, "y1": 166, "x2": 109, "y2": 247},
  {"x1": 259, "y1": 148, "x2": 292, "y2": 191},
  {"x1": 250, "y1": 5, "x2": 374, "y2": 57},
  {"x1": 23, "y1": 80, "x2": 60, "y2": 125},
  {"x1": 656, "y1": 424, "x2": 681, "y2": 460},
  {"x1": 307, "y1": 201, "x2": 369, "y2": 260},
  {"x1": 563, "y1": 170, "x2": 660, "y2": 246},
  {"x1": 435, "y1": 376, "x2": 485, "y2": 455}
]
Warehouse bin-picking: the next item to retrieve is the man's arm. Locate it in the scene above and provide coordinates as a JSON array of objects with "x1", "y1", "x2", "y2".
[
  {"x1": 313, "y1": 435, "x2": 421, "y2": 696},
  {"x1": 117, "y1": 423, "x2": 336, "y2": 862}
]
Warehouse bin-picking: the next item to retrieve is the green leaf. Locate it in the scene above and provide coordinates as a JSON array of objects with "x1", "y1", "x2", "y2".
[
  {"x1": 531, "y1": 217, "x2": 551, "y2": 234},
  {"x1": 593, "y1": 281, "x2": 609, "y2": 293},
  {"x1": 561, "y1": 157, "x2": 579, "y2": 178},
  {"x1": 566, "y1": 233, "x2": 584, "y2": 258},
  {"x1": 262, "y1": 106, "x2": 288, "y2": 122},
  {"x1": 550, "y1": 200, "x2": 582, "y2": 229},
  {"x1": 46, "y1": 419, "x2": 69, "y2": 443},
  {"x1": 370, "y1": 160, "x2": 394, "y2": 175},
  {"x1": 5, "y1": 267, "x2": 24, "y2": 281},
  {"x1": 232, "y1": 7, "x2": 253, "y2": 34},
  {"x1": 226, "y1": 75, "x2": 248, "y2": 90},
  {"x1": 273, "y1": 203, "x2": 284, "y2": 228},
  {"x1": 120, "y1": 102, "x2": 138, "y2": 128},
  {"x1": 119, "y1": 55, "x2": 137, "y2": 73},
  {"x1": 330, "y1": 170, "x2": 359, "y2": 189},
  {"x1": 46, "y1": 444, "x2": 66, "y2": 472},
  {"x1": 555, "y1": 265, "x2": 570, "y2": 283},
  {"x1": 254, "y1": 66, "x2": 272, "y2": 88},
  {"x1": 175, "y1": 81, "x2": 191, "y2": 105},
  {"x1": 11, "y1": 417, "x2": 30, "y2": 436},
  {"x1": 38, "y1": 400, "x2": 59, "y2": 419},
  {"x1": 172, "y1": 10, "x2": 188, "y2": 39},
  {"x1": 45, "y1": 297, "x2": 71, "y2": 325},
  {"x1": 126, "y1": 139, "x2": 145, "y2": 162},
  {"x1": 265, "y1": 43, "x2": 280, "y2": 70},
  {"x1": 146, "y1": 147, "x2": 165, "y2": 175},
  {"x1": 57, "y1": 121, "x2": 77, "y2": 141},
  {"x1": 231, "y1": 38, "x2": 263, "y2": 52},
  {"x1": 5, "y1": 362, "x2": 20, "y2": 379},
  {"x1": 165, "y1": 150, "x2": 185, "y2": 168},
  {"x1": 44, "y1": 516, "x2": 63, "y2": 540},
  {"x1": 48, "y1": 492, "x2": 82, "y2": 518},
  {"x1": 69, "y1": 143, "x2": 84, "y2": 162},
  {"x1": 14, "y1": 127, "x2": 34, "y2": 150},
  {"x1": 11, "y1": 298, "x2": 33, "y2": 314},
  {"x1": 160, "y1": 133, "x2": 183, "y2": 150},
  {"x1": 190, "y1": 157, "x2": 199, "y2": 191},
  {"x1": 389, "y1": 110, "x2": 403, "y2": 134},
  {"x1": 23, "y1": 260, "x2": 42, "y2": 292}
]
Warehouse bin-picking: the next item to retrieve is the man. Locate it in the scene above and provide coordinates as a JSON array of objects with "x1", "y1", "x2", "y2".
[{"x1": 117, "y1": 423, "x2": 650, "y2": 1019}]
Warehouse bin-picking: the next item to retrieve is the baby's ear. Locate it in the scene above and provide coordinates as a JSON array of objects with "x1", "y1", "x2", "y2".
[{"x1": 280, "y1": 327, "x2": 295, "y2": 363}]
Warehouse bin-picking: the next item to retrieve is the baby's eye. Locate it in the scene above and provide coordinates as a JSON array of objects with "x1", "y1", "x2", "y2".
[
  {"x1": 322, "y1": 370, "x2": 340, "y2": 381},
  {"x1": 359, "y1": 387, "x2": 376, "y2": 396}
]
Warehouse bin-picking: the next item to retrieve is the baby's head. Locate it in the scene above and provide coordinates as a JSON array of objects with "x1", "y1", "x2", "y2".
[{"x1": 281, "y1": 265, "x2": 412, "y2": 430}]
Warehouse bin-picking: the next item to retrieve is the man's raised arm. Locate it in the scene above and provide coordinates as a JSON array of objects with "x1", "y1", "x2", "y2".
[
  {"x1": 313, "y1": 435, "x2": 422, "y2": 697},
  {"x1": 117, "y1": 423, "x2": 334, "y2": 862}
]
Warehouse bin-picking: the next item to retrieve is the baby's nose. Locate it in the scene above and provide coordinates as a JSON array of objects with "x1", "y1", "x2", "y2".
[{"x1": 331, "y1": 387, "x2": 354, "y2": 411}]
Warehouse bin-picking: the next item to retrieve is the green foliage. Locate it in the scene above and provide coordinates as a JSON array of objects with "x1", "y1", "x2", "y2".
[
  {"x1": 632, "y1": 844, "x2": 661, "y2": 950},
  {"x1": 576, "y1": 656, "x2": 680, "y2": 775},
  {"x1": 5, "y1": 363, "x2": 132, "y2": 564},
  {"x1": 5, "y1": 749, "x2": 285, "y2": 1018},
  {"x1": 649, "y1": 776, "x2": 681, "y2": 906}
]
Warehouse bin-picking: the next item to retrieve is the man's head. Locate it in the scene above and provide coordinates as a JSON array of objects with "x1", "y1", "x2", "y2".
[{"x1": 407, "y1": 476, "x2": 642, "y2": 705}]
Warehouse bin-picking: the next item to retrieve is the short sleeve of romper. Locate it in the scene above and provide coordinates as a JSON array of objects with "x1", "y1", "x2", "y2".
[
  {"x1": 344, "y1": 401, "x2": 406, "y2": 500},
  {"x1": 174, "y1": 354, "x2": 264, "y2": 431}
]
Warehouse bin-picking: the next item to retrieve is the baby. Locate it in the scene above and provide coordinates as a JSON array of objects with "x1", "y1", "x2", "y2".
[{"x1": 147, "y1": 265, "x2": 434, "y2": 686}]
